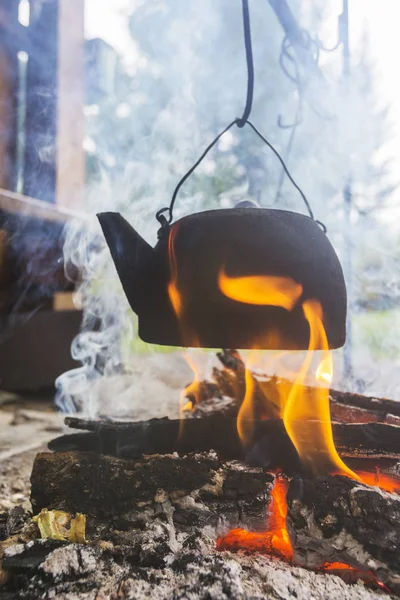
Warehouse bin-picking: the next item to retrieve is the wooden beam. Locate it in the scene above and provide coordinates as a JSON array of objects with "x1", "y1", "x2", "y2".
[
  {"x1": 56, "y1": 0, "x2": 85, "y2": 210},
  {"x1": 0, "y1": 188, "x2": 84, "y2": 223}
]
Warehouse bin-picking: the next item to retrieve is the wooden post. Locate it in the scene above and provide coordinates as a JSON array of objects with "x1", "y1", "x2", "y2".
[
  {"x1": 56, "y1": 0, "x2": 85, "y2": 210},
  {"x1": 23, "y1": 0, "x2": 58, "y2": 203},
  {"x1": 0, "y1": 1, "x2": 18, "y2": 192}
]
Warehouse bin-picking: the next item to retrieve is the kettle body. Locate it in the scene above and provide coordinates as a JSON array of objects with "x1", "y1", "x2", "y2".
[{"x1": 98, "y1": 208, "x2": 346, "y2": 350}]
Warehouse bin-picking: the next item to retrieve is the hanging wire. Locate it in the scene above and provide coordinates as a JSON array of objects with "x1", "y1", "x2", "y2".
[
  {"x1": 237, "y1": 0, "x2": 254, "y2": 127},
  {"x1": 156, "y1": 0, "x2": 325, "y2": 234},
  {"x1": 275, "y1": 35, "x2": 304, "y2": 204},
  {"x1": 277, "y1": 18, "x2": 340, "y2": 126},
  {"x1": 274, "y1": 11, "x2": 343, "y2": 205},
  {"x1": 275, "y1": 98, "x2": 303, "y2": 205},
  {"x1": 246, "y1": 120, "x2": 314, "y2": 221},
  {"x1": 277, "y1": 36, "x2": 304, "y2": 129},
  {"x1": 155, "y1": 119, "x2": 238, "y2": 229}
]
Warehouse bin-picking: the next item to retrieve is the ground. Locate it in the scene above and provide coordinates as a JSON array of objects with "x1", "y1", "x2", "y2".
[{"x1": 0, "y1": 390, "x2": 64, "y2": 512}]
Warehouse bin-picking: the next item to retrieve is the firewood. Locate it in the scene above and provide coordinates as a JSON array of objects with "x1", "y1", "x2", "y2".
[
  {"x1": 49, "y1": 416, "x2": 400, "y2": 478},
  {"x1": 30, "y1": 450, "x2": 274, "y2": 534},
  {"x1": 50, "y1": 415, "x2": 299, "y2": 472},
  {"x1": 287, "y1": 474, "x2": 400, "y2": 594}
]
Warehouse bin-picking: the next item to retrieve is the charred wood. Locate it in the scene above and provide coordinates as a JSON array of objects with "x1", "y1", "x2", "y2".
[
  {"x1": 50, "y1": 416, "x2": 400, "y2": 477},
  {"x1": 287, "y1": 475, "x2": 400, "y2": 594},
  {"x1": 30, "y1": 450, "x2": 274, "y2": 534}
]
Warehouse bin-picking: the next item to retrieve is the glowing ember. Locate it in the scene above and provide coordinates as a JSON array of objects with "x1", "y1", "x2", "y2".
[
  {"x1": 358, "y1": 470, "x2": 399, "y2": 494},
  {"x1": 265, "y1": 475, "x2": 292, "y2": 560},
  {"x1": 323, "y1": 562, "x2": 360, "y2": 571},
  {"x1": 218, "y1": 474, "x2": 395, "y2": 593},
  {"x1": 217, "y1": 475, "x2": 292, "y2": 561},
  {"x1": 321, "y1": 563, "x2": 390, "y2": 592}
]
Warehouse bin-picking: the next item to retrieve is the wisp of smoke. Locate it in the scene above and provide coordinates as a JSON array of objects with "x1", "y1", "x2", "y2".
[{"x1": 55, "y1": 0, "x2": 400, "y2": 416}]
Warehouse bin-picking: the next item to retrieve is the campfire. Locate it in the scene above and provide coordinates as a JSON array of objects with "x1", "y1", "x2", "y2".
[
  {"x1": 2, "y1": 0, "x2": 400, "y2": 598},
  {"x1": 3, "y1": 222, "x2": 400, "y2": 597},
  {"x1": 172, "y1": 267, "x2": 400, "y2": 593},
  {"x1": 163, "y1": 226, "x2": 400, "y2": 592},
  {"x1": 1, "y1": 346, "x2": 393, "y2": 598}
]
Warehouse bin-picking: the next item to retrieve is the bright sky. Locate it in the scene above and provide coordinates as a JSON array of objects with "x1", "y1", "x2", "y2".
[
  {"x1": 85, "y1": 0, "x2": 400, "y2": 180},
  {"x1": 85, "y1": 0, "x2": 137, "y2": 64},
  {"x1": 350, "y1": 0, "x2": 400, "y2": 174}
]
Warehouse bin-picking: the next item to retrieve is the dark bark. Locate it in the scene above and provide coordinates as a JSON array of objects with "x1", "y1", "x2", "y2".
[
  {"x1": 49, "y1": 416, "x2": 400, "y2": 479},
  {"x1": 30, "y1": 451, "x2": 274, "y2": 534},
  {"x1": 287, "y1": 475, "x2": 400, "y2": 594}
]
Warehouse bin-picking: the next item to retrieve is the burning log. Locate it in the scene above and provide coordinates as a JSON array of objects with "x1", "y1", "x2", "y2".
[
  {"x1": 30, "y1": 450, "x2": 274, "y2": 534},
  {"x1": 49, "y1": 415, "x2": 400, "y2": 477},
  {"x1": 286, "y1": 475, "x2": 400, "y2": 594}
]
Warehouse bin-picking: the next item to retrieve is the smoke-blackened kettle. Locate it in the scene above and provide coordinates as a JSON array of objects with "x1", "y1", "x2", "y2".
[{"x1": 97, "y1": 207, "x2": 346, "y2": 350}]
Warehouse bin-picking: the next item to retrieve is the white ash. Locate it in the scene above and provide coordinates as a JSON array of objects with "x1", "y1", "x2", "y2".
[{"x1": 1, "y1": 533, "x2": 394, "y2": 600}]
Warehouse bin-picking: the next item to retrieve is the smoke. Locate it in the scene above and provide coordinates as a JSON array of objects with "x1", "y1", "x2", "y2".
[{"x1": 56, "y1": 0, "x2": 400, "y2": 415}]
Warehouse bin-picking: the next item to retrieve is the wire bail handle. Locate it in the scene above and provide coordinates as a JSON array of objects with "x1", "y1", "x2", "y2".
[{"x1": 156, "y1": 0, "x2": 326, "y2": 236}]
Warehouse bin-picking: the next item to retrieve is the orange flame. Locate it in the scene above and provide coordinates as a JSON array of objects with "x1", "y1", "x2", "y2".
[
  {"x1": 218, "y1": 270, "x2": 357, "y2": 479},
  {"x1": 236, "y1": 364, "x2": 256, "y2": 444},
  {"x1": 168, "y1": 226, "x2": 183, "y2": 319},
  {"x1": 218, "y1": 271, "x2": 303, "y2": 311},
  {"x1": 219, "y1": 271, "x2": 303, "y2": 447},
  {"x1": 168, "y1": 227, "x2": 202, "y2": 430},
  {"x1": 181, "y1": 353, "x2": 202, "y2": 413},
  {"x1": 358, "y1": 470, "x2": 399, "y2": 493},
  {"x1": 237, "y1": 351, "x2": 291, "y2": 445},
  {"x1": 282, "y1": 299, "x2": 357, "y2": 478},
  {"x1": 167, "y1": 226, "x2": 199, "y2": 348}
]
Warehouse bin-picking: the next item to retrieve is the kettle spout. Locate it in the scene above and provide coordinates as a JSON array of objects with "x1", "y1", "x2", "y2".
[{"x1": 97, "y1": 212, "x2": 154, "y2": 314}]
